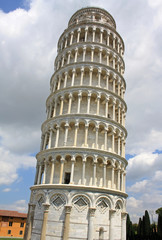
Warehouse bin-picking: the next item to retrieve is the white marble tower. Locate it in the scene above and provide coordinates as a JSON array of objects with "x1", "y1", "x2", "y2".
[{"x1": 24, "y1": 7, "x2": 127, "y2": 240}]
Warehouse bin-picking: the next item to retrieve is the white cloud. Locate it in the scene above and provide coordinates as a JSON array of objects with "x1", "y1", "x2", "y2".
[
  {"x1": 127, "y1": 152, "x2": 162, "y2": 181},
  {"x1": 0, "y1": 199, "x2": 28, "y2": 213},
  {"x1": 3, "y1": 188, "x2": 11, "y2": 192},
  {"x1": 127, "y1": 180, "x2": 149, "y2": 193},
  {"x1": 0, "y1": 147, "x2": 35, "y2": 185}
]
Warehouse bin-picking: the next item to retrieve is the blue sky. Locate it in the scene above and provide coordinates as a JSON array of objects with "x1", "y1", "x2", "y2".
[
  {"x1": 0, "y1": 0, "x2": 162, "y2": 223},
  {"x1": 0, "y1": 0, "x2": 29, "y2": 12}
]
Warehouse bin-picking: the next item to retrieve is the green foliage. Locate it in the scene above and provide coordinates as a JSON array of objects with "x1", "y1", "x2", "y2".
[
  {"x1": 126, "y1": 214, "x2": 135, "y2": 240},
  {"x1": 157, "y1": 213, "x2": 162, "y2": 238},
  {"x1": 144, "y1": 210, "x2": 151, "y2": 239},
  {"x1": 156, "y1": 207, "x2": 162, "y2": 216}
]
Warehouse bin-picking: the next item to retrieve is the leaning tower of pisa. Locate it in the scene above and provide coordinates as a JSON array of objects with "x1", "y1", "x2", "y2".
[{"x1": 25, "y1": 7, "x2": 127, "y2": 240}]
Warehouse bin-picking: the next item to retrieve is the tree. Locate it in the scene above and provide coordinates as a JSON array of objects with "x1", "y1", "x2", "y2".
[
  {"x1": 155, "y1": 207, "x2": 162, "y2": 239},
  {"x1": 137, "y1": 217, "x2": 142, "y2": 238},
  {"x1": 126, "y1": 214, "x2": 135, "y2": 240},
  {"x1": 144, "y1": 210, "x2": 151, "y2": 239},
  {"x1": 157, "y1": 213, "x2": 162, "y2": 239}
]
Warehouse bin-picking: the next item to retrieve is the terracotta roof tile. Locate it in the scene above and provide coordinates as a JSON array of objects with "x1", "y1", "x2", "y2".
[{"x1": 0, "y1": 210, "x2": 27, "y2": 218}]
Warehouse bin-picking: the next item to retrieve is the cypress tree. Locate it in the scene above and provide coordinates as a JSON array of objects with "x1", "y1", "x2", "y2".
[
  {"x1": 137, "y1": 217, "x2": 142, "y2": 238},
  {"x1": 157, "y1": 213, "x2": 162, "y2": 239},
  {"x1": 156, "y1": 207, "x2": 162, "y2": 240},
  {"x1": 144, "y1": 210, "x2": 151, "y2": 239},
  {"x1": 126, "y1": 214, "x2": 131, "y2": 240}
]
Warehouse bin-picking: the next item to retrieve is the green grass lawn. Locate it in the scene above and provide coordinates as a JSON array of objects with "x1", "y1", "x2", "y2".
[{"x1": 0, "y1": 238, "x2": 23, "y2": 240}]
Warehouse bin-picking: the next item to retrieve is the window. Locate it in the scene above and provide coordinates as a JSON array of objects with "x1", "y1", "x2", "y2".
[
  {"x1": 64, "y1": 172, "x2": 70, "y2": 184},
  {"x1": 9, "y1": 222, "x2": 13, "y2": 227},
  {"x1": 20, "y1": 222, "x2": 24, "y2": 227},
  {"x1": 19, "y1": 231, "x2": 23, "y2": 235},
  {"x1": 8, "y1": 230, "x2": 11, "y2": 234},
  {"x1": 99, "y1": 227, "x2": 104, "y2": 240}
]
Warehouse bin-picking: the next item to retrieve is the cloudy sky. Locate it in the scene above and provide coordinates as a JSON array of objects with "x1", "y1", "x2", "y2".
[{"x1": 0, "y1": 0, "x2": 162, "y2": 223}]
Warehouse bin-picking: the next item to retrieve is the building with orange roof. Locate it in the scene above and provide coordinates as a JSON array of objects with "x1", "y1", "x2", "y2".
[{"x1": 0, "y1": 210, "x2": 27, "y2": 238}]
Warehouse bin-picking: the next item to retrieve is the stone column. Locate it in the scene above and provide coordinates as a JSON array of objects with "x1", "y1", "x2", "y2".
[
  {"x1": 105, "y1": 97, "x2": 109, "y2": 117},
  {"x1": 73, "y1": 122, "x2": 78, "y2": 146},
  {"x1": 85, "y1": 27, "x2": 88, "y2": 42},
  {"x1": 34, "y1": 164, "x2": 39, "y2": 185},
  {"x1": 42, "y1": 160, "x2": 47, "y2": 184},
  {"x1": 64, "y1": 122, "x2": 69, "y2": 146},
  {"x1": 113, "y1": 77, "x2": 116, "y2": 93},
  {"x1": 77, "y1": 91, "x2": 82, "y2": 113},
  {"x1": 71, "y1": 69, "x2": 76, "y2": 86},
  {"x1": 57, "y1": 75, "x2": 61, "y2": 90},
  {"x1": 48, "y1": 128, "x2": 53, "y2": 149},
  {"x1": 80, "y1": 67, "x2": 84, "y2": 85},
  {"x1": 89, "y1": 67, "x2": 93, "y2": 85},
  {"x1": 111, "y1": 132, "x2": 115, "y2": 153},
  {"x1": 92, "y1": 27, "x2": 96, "y2": 42},
  {"x1": 61, "y1": 55, "x2": 65, "y2": 67},
  {"x1": 111, "y1": 165, "x2": 114, "y2": 189},
  {"x1": 99, "y1": 48, "x2": 102, "y2": 64},
  {"x1": 91, "y1": 46, "x2": 94, "y2": 62},
  {"x1": 96, "y1": 94, "x2": 101, "y2": 115},
  {"x1": 88, "y1": 208, "x2": 96, "y2": 240},
  {"x1": 55, "y1": 125, "x2": 60, "y2": 148},
  {"x1": 113, "y1": 54, "x2": 116, "y2": 69},
  {"x1": 106, "y1": 50, "x2": 110, "y2": 66},
  {"x1": 40, "y1": 203, "x2": 50, "y2": 240},
  {"x1": 100, "y1": 29, "x2": 103, "y2": 43},
  {"x1": 70, "y1": 157, "x2": 75, "y2": 184},
  {"x1": 82, "y1": 156, "x2": 87, "y2": 185},
  {"x1": 95, "y1": 126, "x2": 99, "y2": 148},
  {"x1": 84, "y1": 123, "x2": 89, "y2": 147},
  {"x1": 118, "y1": 104, "x2": 121, "y2": 123},
  {"x1": 121, "y1": 212, "x2": 127, "y2": 240},
  {"x1": 64, "y1": 71, "x2": 68, "y2": 88},
  {"x1": 43, "y1": 133, "x2": 47, "y2": 150},
  {"x1": 77, "y1": 28, "x2": 81, "y2": 42},
  {"x1": 37, "y1": 164, "x2": 42, "y2": 184},
  {"x1": 112, "y1": 100, "x2": 116, "y2": 121},
  {"x1": 106, "y1": 71, "x2": 110, "y2": 90},
  {"x1": 118, "y1": 80, "x2": 121, "y2": 96},
  {"x1": 52, "y1": 99, "x2": 57, "y2": 117},
  {"x1": 70, "y1": 31, "x2": 74, "y2": 45},
  {"x1": 103, "y1": 163, "x2": 107, "y2": 187},
  {"x1": 74, "y1": 47, "x2": 78, "y2": 62},
  {"x1": 109, "y1": 209, "x2": 116, "y2": 240},
  {"x1": 68, "y1": 93, "x2": 73, "y2": 114},
  {"x1": 50, "y1": 159, "x2": 55, "y2": 184},
  {"x1": 104, "y1": 129, "x2": 108, "y2": 150},
  {"x1": 48, "y1": 104, "x2": 52, "y2": 119},
  {"x1": 64, "y1": 35, "x2": 68, "y2": 48},
  {"x1": 93, "y1": 160, "x2": 97, "y2": 186},
  {"x1": 83, "y1": 46, "x2": 86, "y2": 61},
  {"x1": 67, "y1": 51, "x2": 71, "y2": 64},
  {"x1": 113, "y1": 35, "x2": 116, "y2": 49},
  {"x1": 59, "y1": 158, "x2": 65, "y2": 184},
  {"x1": 121, "y1": 170, "x2": 124, "y2": 191},
  {"x1": 59, "y1": 96, "x2": 64, "y2": 115},
  {"x1": 118, "y1": 136, "x2": 121, "y2": 155},
  {"x1": 97, "y1": 68, "x2": 101, "y2": 87},
  {"x1": 63, "y1": 205, "x2": 72, "y2": 240},
  {"x1": 107, "y1": 32, "x2": 110, "y2": 46},
  {"x1": 25, "y1": 203, "x2": 36, "y2": 240},
  {"x1": 87, "y1": 92, "x2": 91, "y2": 114},
  {"x1": 117, "y1": 168, "x2": 121, "y2": 190},
  {"x1": 40, "y1": 134, "x2": 44, "y2": 151}
]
